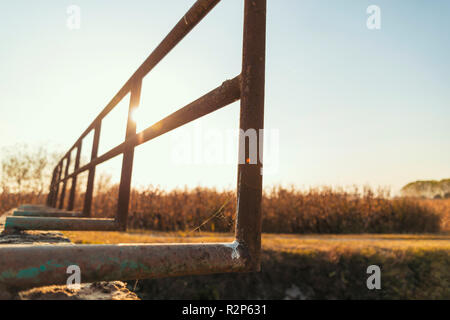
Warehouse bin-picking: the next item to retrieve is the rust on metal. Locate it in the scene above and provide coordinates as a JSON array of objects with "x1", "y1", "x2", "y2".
[
  {"x1": 0, "y1": 242, "x2": 247, "y2": 290},
  {"x1": 46, "y1": 169, "x2": 57, "y2": 206},
  {"x1": 52, "y1": 164, "x2": 62, "y2": 208},
  {"x1": 83, "y1": 122, "x2": 101, "y2": 217},
  {"x1": 54, "y1": 0, "x2": 222, "y2": 166},
  {"x1": 117, "y1": 79, "x2": 142, "y2": 230},
  {"x1": 4, "y1": 216, "x2": 118, "y2": 232},
  {"x1": 235, "y1": 0, "x2": 266, "y2": 272},
  {"x1": 60, "y1": 76, "x2": 241, "y2": 184},
  {"x1": 45, "y1": 0, "x2": 238, "y2": 224},
  {"x1": 13, "y1": 209, "x2": 83, "y2": 218},
  {"x1": 58, "y1": 155, "x2": 71, "y2": 209},
  {"x1": 17, "y1": 204, "x2": 49, "y2": 211},
  {"x1": 13, "y1": 210, "x2": 84, "y2": 218},
  {"x1": 0, "y1": 0, "x2": 266, "y2": 289},
  {"x1": 67, "y1": 142, "x2": 82, "y2": 211},
  {"x1": 13, "y1": 205, "x2": 83, "y2": 218}
]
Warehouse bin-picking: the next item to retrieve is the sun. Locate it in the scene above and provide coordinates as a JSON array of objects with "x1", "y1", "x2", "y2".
[{"x1": 129, "y1": 107, "x2": 140, "y2": 124}]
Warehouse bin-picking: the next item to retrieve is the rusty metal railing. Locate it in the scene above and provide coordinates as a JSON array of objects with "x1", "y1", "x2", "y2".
[{"x1": 0, "y1": 0, "x2": 265, "y2": 290}]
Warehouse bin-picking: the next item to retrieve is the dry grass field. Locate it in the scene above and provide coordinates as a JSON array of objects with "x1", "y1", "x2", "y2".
[
  {"x1": 63, "y1": 230, "x2": 450, "y2": 250},
  {"x1": 62, "y1": 230, "x2": 450, "y2": 300},
  {"x1": 3, "y1": 187, "x2": 449, "y2": 299},
  {"x1": 64, "y1": 186, "x2": 448, "y2": 234},
  {"x1": 3, "y1": 187, "x2": 448, "y2": 233},
  {"x1": 418, "y1": 199, "x2": 450, "y2": 232}
]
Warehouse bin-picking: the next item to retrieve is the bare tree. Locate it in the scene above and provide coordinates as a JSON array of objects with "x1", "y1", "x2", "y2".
[{"x1": 0, "y1": 144, "x2": 62, "y2": 202}]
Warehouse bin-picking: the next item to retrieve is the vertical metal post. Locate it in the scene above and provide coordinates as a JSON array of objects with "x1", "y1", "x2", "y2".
[
  {"x1": 235, "y1": 0, "x2": 266, "y2": 272},
  {"x1": 52, "y1": 164, "x2": 63, "y2": 208},
  {"x1": 68, "y1": 142, "x2": 82, "y2": 211},
  {"x1": 116, "y1": 79, "x2": 142, "y2": 230},
  {"x1": 58, "y1": 155, "x2": 71, "y2": 209},
  {"x1": 46, "y1": 168, "x2": 57, "y2": 207},
  {"x1": 83, "y1": 123, "x2": 101, "y2": 216}
]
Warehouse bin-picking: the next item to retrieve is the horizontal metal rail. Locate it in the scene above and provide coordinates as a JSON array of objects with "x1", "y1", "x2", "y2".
[
  {"x1": 13, "y1": 210, "x2": 84, "y2": 218},
  {"x1": 62, "y1": 76, "x2": 240, "y2": 184},
  {"x1": 6, "y1": 75, "x2": 241, "y2": 232},
  {"x1": 5, "y1": 217, "x2": 118, "y2": 232},
  {"x1": 0, "y1": 242, "x2": 246, "y2": 290},
  {"x1": 58, "y1": 0, "x2": 221, "y2": 161},
  {"x1": 44, "y1": 0, "x2": 226, "y2": 222}
]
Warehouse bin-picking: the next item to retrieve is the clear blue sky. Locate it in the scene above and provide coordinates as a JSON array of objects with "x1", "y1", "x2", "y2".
[{"x1": 1, "y1": 0, "x2": 449, "y2": 193}]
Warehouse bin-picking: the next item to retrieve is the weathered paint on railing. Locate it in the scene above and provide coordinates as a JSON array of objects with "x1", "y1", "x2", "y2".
[{"x1": 0, "y1": 242, "x2": 247, "y2": 290}]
